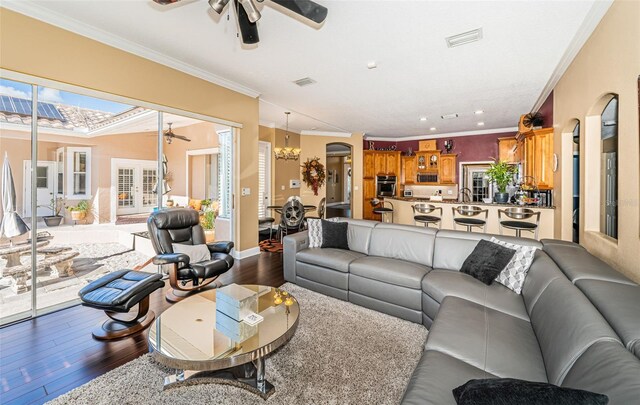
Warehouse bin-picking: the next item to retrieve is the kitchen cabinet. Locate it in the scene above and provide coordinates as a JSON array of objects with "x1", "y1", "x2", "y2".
[
  {"x1": 498, "y1": 137, "x2": 519, "y2": 163},
  {"x1": 439, "y1": 154, "x2": 457, "y2": 184},
  {"x1": 522, "y1": 128, "x2": 554, "y2": 189},
  {"x1": 385, "y1": 153, "x2": 399, "y2": 175},
  {"x1": 401, "y1": 156, "x2": 416, "y2": 184},
  {"x1": 363, "y1": 178, "x2": 376, "y2": 220},
  {"x1": 415, "y1": 151, "x2": 440, "y2": 184},
  {"x1": 363, "y1": 151, "x2": 376, "y2": 178}
]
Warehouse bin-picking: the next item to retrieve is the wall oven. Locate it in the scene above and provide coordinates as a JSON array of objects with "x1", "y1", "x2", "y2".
[{"x1": 376, "y1": 175, "x2": 397, "y2": 197}]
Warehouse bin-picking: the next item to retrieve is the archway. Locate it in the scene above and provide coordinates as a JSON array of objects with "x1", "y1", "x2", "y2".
[
  {"x1": 325, "y1": 143, "x2": 353, "y2": 218},
  {"x1": 560, "y1": 119, "x2": 581, "y2": 242}
]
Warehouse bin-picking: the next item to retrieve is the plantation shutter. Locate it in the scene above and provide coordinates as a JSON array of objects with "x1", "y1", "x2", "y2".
[
  {"x1": 258, "y1": 141, "x2": 270, "y2": 218},
  {"x1": 218, "y1": 130, "x2": 233, "y2": 219}
]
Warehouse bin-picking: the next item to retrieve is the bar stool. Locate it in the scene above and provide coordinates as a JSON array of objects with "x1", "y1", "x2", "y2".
[
  {"x1": 452, "y1": 205, "x2": 488, "y2": 233},
  {"x1": 498, "y1": 207, "x2": 540, "y2": 239},
  {"x1": 371, "y1": 199, "x2": 394, "y2": 223},
  {"x1": 259, "y1": 217, "x2": 275, "y2": 240},
  {"x1": 412, "y1": 203, "x2": 442, "y2": 229}
]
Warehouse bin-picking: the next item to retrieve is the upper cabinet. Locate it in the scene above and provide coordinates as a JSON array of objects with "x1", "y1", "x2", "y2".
[
  {"x1": 521, "y1": 128, "x2": 554, "y2": 189},
  {"x1": 402, "y1": 156, "x2": 416, "y2": 184},
  {"x1": 439, "y1": 154, "x2": 457, "y2": 184},
  {"x1": 498, "y1": 137, "x2": 520, "y2": 164},
  {"x1": 363, "y1": 150, "x2": 401, "y2": 177}
]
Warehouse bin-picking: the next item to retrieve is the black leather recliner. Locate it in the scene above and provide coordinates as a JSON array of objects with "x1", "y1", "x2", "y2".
[{"x1": 147, "y1": 208, "x2": 234, "y2": 302}]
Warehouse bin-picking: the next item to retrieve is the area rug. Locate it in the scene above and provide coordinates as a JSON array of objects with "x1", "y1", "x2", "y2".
[
  {"x1": 259, "y1": 238, "x2": 283, "y2": 253},
  {"x1": 48, "y1": 283, "x2": 428, "y2": 405}
]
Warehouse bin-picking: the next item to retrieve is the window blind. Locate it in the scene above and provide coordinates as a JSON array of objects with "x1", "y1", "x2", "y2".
[
  {"x1": 218, "y1": 131, "x2": 233, "y2": 219},
  {"x1": 258, "y1": 141, "x2": 270, "y2": 218}
]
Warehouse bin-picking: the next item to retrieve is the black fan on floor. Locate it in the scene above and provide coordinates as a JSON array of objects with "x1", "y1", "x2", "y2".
[{"x1": 153, "y1": 0, "x2": 328, "y2": 44}]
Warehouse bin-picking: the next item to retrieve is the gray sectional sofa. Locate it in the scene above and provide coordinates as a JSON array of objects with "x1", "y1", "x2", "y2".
[{"x1": 283, "y1": 218, "x2": 640, "y2": 404}]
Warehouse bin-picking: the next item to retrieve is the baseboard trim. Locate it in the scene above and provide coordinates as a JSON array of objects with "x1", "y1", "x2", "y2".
[{"x1": 233, "y1": 247, "x2": 261, "y2": 260}]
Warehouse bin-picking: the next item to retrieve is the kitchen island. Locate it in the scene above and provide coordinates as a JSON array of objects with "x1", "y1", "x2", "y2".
[{"x1": 384, "y1": 197, "x2": 555, "y2": 239}]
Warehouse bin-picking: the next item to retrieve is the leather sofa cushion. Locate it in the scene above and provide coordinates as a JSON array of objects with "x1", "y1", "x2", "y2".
[
  {"x1": 433, "y1": 230, "x2": 541, "y2": 271},
  {"x1": 425, "y1": 296, "x2": 547, "y2": 382},
  {"x1": 520, "y1": 250, "x2": 565, "y2": 314},
  {"x1": 575, "y1": 279, "x2": 640, "y2": 357},
  {"x1": 350, "y1": 256, "x2": 430, "y2": 289},
  {"x1": 297, "y1": 262, "x2": 348, "y2": 290},
  {"x1": 541, "y1": 240, "x2": 635, "y2": 285},
  {"x1": 296, "y1": 248, "x2": 365, "y2": 273},
  {"x1": 368, "y1": 223, "x2": 436, "y2": 267},
  {"x1": 401, "y1": 350, "x2": 496, "y2": 405},
  {"x1": 528, "y1": 276, "x2": 620, "y2": 385},
  {"x1": 422, "y1": 270, "x2": 529, "y2": 320},
  {"x1": 562, "y1": 341, "x2": 640, "y2": 404},
  {"x1": 342, "y1": 218, "x2": 377, "y2": 254},
  {"x1": 79, "y1": 270, "x2": 164, "y2": 312}
]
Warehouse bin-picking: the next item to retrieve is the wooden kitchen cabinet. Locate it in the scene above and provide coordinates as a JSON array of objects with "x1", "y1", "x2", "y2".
[
  {"x1": 522, "y1": 128, "x2": 554, "y2": 189},
  {"x1": 363, "y1": 151, "x2": 376, "y2": 178},
  {"x1": 439, "y1": 154, "x2": 457, "y2": 184},
  {"x1": 402, "y1": 156, "x2": 417, "y2": 184},
  {"x1": 363, "y1": 178, "x2": 376, "y2": 220},
  {"x1": 385, "y1": 153, "x2": 400, "y2": 175},
  {"x1": 498, "y1": 137, "x2": 519, "y2": 163}
]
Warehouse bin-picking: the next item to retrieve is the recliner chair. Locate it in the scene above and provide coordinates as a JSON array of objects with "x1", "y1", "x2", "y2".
[{"x1": 147, "y1": 208, "x2": 234, "y2": 302}]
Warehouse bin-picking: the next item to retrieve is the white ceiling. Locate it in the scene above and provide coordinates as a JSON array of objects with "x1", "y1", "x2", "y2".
[{"x1": 4, "y1": 0, "x2": 610, "y2": 138}]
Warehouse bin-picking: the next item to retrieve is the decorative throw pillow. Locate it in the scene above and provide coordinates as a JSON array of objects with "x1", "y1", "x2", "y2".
[
  {"x1": 460, "y1": 240, "x2": 516, "y2": 285},
  {"x1": 452, "y1": 378, "x2": 609, "y2": 405},
  {"x1": 172, "y1": 243, "x2": 211, "y2": 264},
  {"x1": 308, "y1": 217, "x2": 339, "y2": 248},
  {"x1": 490, "y1": 237, "x2": 539, "y2": 294},
  {"x1": 321, "y1": 220, "x2": 349, "y2": 250}
]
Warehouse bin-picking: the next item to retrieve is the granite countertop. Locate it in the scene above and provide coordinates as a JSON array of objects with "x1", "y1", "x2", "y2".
[{"x1": 386, "y1": 196, "x2": 555, "y2": 209}]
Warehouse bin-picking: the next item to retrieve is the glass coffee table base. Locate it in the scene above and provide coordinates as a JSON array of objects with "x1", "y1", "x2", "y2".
[{"x1": 163, "y1": 357, "x2": 275, "y2": 400}]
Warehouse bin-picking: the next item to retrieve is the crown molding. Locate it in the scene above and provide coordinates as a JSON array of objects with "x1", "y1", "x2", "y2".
[
  {"x1": 364, "y1": 127, "x2": 518, "y2": 142},
  {"x1": 531, "y1": 0, "x2": 613, "y2": 112},
  {"x1": 1, "y1": 2, "x2": 261, "y2": 99},
  {"x1": 300, "y1": 130, "x2": 353, "y2": 138}
]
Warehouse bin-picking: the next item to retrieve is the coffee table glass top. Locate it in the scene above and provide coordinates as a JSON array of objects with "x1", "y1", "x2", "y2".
[{"x1": 148, "y1": 285, "x2": 299, "y2": 371}]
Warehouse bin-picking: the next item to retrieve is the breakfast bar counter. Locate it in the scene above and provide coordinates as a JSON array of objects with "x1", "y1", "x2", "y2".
[{"x1": 384, "y1": 197, "x2": 556, "y2": 239}]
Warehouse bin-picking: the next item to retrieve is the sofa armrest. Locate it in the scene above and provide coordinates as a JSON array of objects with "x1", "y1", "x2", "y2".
[
  {"x1": 153, "y1": 253, "x2": 190, "y2": 266},
  {"x1": 283, "y1": 231, "x2": 309, "y2": 282},
  {"x1": 207, "y1": 241, "x2": 234, "y2": 254}
]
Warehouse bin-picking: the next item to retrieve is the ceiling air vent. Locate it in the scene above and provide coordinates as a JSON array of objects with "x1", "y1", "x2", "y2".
[
  {"x1": 441, "y1": 113, "x2": 459, "y2": 120},
  {"x1": 445, "y1": 28, "x2": 483, "y2": 48},
  {"x1": 293, "y1": 77, "x2": 316, "y2": 87}
]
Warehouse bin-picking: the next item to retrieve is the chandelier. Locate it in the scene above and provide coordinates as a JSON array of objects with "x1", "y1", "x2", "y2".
[{"x1": 274, "y1": 112, "x2": 300, "y2": 161}]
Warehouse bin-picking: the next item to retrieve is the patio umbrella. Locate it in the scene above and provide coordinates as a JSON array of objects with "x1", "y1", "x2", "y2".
[{"x1": 0, "y1": 152, "x2": 30, "y2": 241}]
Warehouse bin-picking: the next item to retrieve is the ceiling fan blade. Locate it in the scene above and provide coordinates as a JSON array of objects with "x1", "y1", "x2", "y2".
[
  {"x1": 173, "y1": 134, "x2": 192, "y2": 142},
  {"x1": 270, "y1": 0, "x2": 327, "y2": 24},
  {"x1": 235, "y1": 0, "x2": 260, "y2": 44},
  {"x1": 238, "y1": 0, "x2": 261, "y2": 23},
  {"x1": 152, "y1": 0, "x2": 182, "y2": 4}
]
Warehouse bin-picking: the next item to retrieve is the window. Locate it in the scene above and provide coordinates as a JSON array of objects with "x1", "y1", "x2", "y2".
[
  {"x1": 66, "y1": 147, "x2": 92, "y2": 199},
  {"x1": 258, "y1": 141, "x2": 271, "y2": 218},
  {"x1": 217, "y1": 131, "x2": 233, "y2": 219},
  {"x1": 572, "y1": 121, "x2": 580, "y2": 243},
  {"x1": 600, "y1": 97, "x2": 618, "y2": 239},
  {"x1": 56, "y1": 148, "x2": 64, "y2": 195}
]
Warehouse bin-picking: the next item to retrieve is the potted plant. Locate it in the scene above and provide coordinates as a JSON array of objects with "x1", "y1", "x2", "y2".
[
  {"x1": 200, "y1": 206, "x2": 217, "y2": 243},
  {"x1": 67, "y1": 200, "x2": 89, "y2": 222},
  {"x1": 486, "y1": 159, "x2": 518, "y2": 204},
  {"x1": 42, "y1": 197, "x2": 65, "y2": 227}
]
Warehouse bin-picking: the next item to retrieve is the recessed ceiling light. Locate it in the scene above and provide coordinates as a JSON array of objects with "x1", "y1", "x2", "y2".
[
  {"x1": 430, "y1": 127, "x2": 436, "y2": 131},
  {"x1": 445, "y1": 28, "x2": 483, "y2": 48},
  {"x1": 477, "y1": 122, "x2": 485, "y2": 126},
  {"x1": 474, "y1": 110, "x2": 484, "y2": 115},
  {"x1": 367, "y1": 61, "x2": 377, "y2": 69},
  {"x1": 420, "y1": 117, "x2": 427, "y2": 122},
  {"x1": 441, "y1": 113, "x2": 459, "y2": 120}
]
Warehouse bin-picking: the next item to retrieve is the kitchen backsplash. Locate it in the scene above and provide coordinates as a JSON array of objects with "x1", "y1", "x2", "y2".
[{"x1": 405, "y1": 184, "x2": 459, "y2": 199}]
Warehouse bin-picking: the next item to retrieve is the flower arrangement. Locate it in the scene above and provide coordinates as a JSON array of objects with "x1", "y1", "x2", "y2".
[{"x1": 301, "y1": 157, "x2": 326, "y2": 196}]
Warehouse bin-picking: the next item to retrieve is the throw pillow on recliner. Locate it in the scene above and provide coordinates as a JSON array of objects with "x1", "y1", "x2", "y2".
[
  {"x1": 459, "y1": 240, "x2": 516, "y2": 285},
  {"x1": 321, "y1": 219, "x2": 349, "y2": 250},
  {"x1": 172, "y1": 243, "x2": 211, "y2": 263},
  {"x1": 308, "y1": 217, "x2": 340, "y2": 248},
  {"x1": 490, "y1": 237, "x2": 538, "y2": 294},
  {"x1": 453, "y1": 378, "x2": 608, "y2": 405}
]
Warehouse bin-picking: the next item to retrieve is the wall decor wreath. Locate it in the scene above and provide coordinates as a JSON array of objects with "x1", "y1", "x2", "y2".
[{"x1": 301, "y1": 157, "x2": 326, "y2": 196}]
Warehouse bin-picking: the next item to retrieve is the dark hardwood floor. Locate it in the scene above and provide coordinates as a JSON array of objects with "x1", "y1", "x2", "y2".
[{"x1": 0, "y1": 252, "x2": 284, "y2": 405}]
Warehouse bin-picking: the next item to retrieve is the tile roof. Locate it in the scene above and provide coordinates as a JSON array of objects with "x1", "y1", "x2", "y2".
[{"x1": 0, "y1": 99, "x2": 148, "y2": 134}]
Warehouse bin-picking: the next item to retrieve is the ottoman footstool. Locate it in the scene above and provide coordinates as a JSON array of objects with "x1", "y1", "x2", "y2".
[{"x1": 79, "y1": 270, "x2": 165, "y2": 340}]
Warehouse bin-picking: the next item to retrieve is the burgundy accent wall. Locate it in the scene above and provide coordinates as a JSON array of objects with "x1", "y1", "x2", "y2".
[{"x1": 538, "y1": 91, "x2": 554, "y2": 127}]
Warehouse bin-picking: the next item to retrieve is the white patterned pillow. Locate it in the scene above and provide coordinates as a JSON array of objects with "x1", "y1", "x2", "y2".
[
  {"x1": 490, "y1": 237, "x2": 538, "y2": 294},
  {"x1": 307, "y1": 218, "x2": 339, "y2": 248}
]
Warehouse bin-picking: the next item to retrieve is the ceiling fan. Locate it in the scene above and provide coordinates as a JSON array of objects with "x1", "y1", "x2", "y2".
[
  {"x1": 164, "y1": 123, "x2": 191, "y2": 144},
  {"x1": 152, "y1": 0, "x2": 328, "y2": 44}
]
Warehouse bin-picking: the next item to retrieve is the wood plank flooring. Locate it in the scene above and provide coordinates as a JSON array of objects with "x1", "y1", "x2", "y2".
[{"x1": 0, "y1": 252, "x2": 284, "y2": 405}]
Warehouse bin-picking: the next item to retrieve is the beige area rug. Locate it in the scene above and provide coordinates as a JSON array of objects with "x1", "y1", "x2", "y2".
[{"x1": 48, "y1": 283, "x2": 428, "y2": 405}]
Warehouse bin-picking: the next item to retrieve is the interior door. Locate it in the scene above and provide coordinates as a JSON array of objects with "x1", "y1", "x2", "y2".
[{"x1": 23, "y1": 161, "x2": 55, "y2": 217}]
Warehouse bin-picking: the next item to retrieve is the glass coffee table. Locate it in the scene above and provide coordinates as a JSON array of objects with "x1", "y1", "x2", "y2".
[{"x1": 148, "y1": 285, "x2": 299, "y2": 399}]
